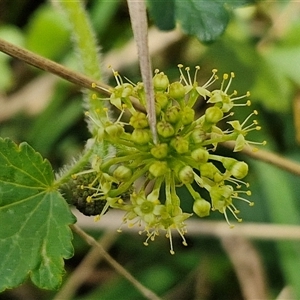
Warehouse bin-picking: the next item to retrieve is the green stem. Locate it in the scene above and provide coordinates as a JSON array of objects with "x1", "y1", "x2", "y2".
[
  {"x1": 58, "y1": 1, "x2": 111, "y2": 157},
  {"x1": 208, "y1": 154, "x2": 226, "y2": 162},
  {"x1": 201, "y1": 132, "x2": 238, "y2": 147},
  {"x1": 187, "y1": 88, "x2": 201, "y2": 108},
  {"x1": 185, "y1": 183, "x2": 200, "y2": 200},
  {"x1": 109, "y1": 164, "x2": 151, "y2": 197},
  {"x1": 170, "y1": 173, "x2": 180, "y2": 206},
  {"x1": 165, "y1": 170, "x2": 172, "y2": 206},
  {"x1": 153, "y1": 176, "x2": 164, "y2": 191},
  {"x1": 58, "y1": 2, "x2": 109, "y2": 123},
  {"x1": 176, "y1": 155, "x2": 199, "y2": 170},
  {"x1": 100, "y1": 153, "x2": 150, "y2": 172},
  {"x1": 109, "y1": 137, "x2": 145, "y2": 150},
  {"x1": 54, "y1": 147, "x2": 93, "y2": 187},
  {"x1": 58, "y1": 1, "x2": 102, "y2": 81}
]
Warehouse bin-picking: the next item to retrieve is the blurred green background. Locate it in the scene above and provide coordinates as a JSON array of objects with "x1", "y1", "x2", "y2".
[{"x1": 1, "y1": 0, "x2": 300, "y2": 299}]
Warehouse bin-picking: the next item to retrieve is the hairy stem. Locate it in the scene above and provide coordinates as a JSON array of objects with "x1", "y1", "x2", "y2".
[
  {"x1": 58, "y1": 1, "x2": 111, "y2": 155},
  {"x1": 54, "y1": 147, "x2": 93, "y2": 187},
  {"x1": 58, "y1": 1, "x2": 102, "y2": 80}
]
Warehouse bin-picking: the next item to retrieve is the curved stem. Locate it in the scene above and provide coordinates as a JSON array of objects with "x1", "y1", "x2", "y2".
[
  {"x1": 109, "y1": 163, "x2": 151, "y2": 197},
  {"x1": 53, "y1": 231, "x2": 118, "y2": 300},
  {"x1": 100, "y1": 153, "x2": 150, "y2": 172},
  {"x1": 0, "y1": 38, "x2": 110, "y2": 95},
  {"x1": 58, "y1": 1, "x2": 103, "y2": 82},
  {"x1": 54, "y1": 147, "x2": 93, "y2": 187},
  {"x1": 58, "y1": 1, "x2": 112, "y2": 159},
  {"x1": 70, "y1": 224, "x2": 162, "y2": 300}
]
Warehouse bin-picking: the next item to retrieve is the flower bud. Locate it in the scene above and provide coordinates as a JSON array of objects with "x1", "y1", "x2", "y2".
[
  {"x1": 178, "y1": 165, "x2": 194, "y2": 184},
  {"x1": 153, "y1": 72, "x2": 169, "y2": 91},
  {"x1": 121, "y1": 83, "x2": 134, "y2": 97},
  {"x1": 213, "y1": 172, "x2": 224, "y2": 183},
  {"x1": 135, "y1": 82, "x2": 146, "y2": 104},
  {"x1": 205, "y1": 106, "x2": 223, "y2": 124},
  {"x1": 210, "y1": 185, "x2": 233, "y2": 211},
  {"x1": 191, "y1": 148, "x2": 209, "y2": 163},
  {"x1": 157, "y1": 121, "x2": 175, "y2": 138},
  {"x1": 155, "y1": 102, "x2": 161, "y2": 116},
  {"x1": 181, "y1": 106, "x2": 195, "y2": 125},
  {"x1": 233, "y1": 134, "x2": 246, "y2": 152},
  {"x1": 131, "y1": 129, "x2": 151, "y2": 144},
  {"x1": 170, "y1": 136, "x2": 189, "y2": 154},
  {"x1": 231, "y1": 161, "x2": 248, "y2": 179},
  {"x1": 151, "y1": 143, "x2": 168, "y2": 159},
  {"x1": 165, "y1": 106, "x2": 180, "y2": 123},
  {"x1": 129, "y1": 112, "x2": 149, "y2": 129},
  {"x1": 100, "y1": 174, "x2": 113, "y2": 194},
  {"x1": 155, "y1": 93, "x2": 169, "y2": 110},
  {"x1": 113, "y1": 166, "x2": 132, "y2": 181},
  {"x1": 222, "y1": 158, "x2": 248, "y2": 179},
  {"x1": 97, "y1": 127, "x2": 105, "y2": 140},
  {"x1": 110, "y1": 93, "x2": 122, "y2": 110},
  {"x1": 140, "y1": 200, "x2": 155, "y2": 214},
  {"x1": 169, "y1": 82, "x2": 185, "y2": 100},
  {"x1": 199, "y1": 162, "x2": 222, "y2": 181},
  {"x1": 191, "y1": 128, "x2": 206, "y2": 144},
  {"x1": 230, "y1": 161, "x2": 248, "y2": 179},
  {"x1": 193, "y1": 198, "x2": 211, "y2": 217},
  {"x1": 149, "y1": 161, "x2": 168, "y2": 177},
  {"x1": 105, "y1": 123, "x2": 124, "y2": 137}
]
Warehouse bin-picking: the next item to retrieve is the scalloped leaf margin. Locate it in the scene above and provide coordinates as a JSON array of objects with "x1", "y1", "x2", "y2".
[{"x1": 0, "y1": 138, "x2": 76, "y2": 291}]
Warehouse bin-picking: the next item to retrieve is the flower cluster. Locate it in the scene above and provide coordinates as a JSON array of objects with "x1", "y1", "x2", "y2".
[{"x1": 67, "y1": 65, "x2": 265, "y2": 254}]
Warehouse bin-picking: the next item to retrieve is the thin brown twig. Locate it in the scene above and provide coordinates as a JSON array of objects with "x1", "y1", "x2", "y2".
[
  {"x1": 74, "y1": 209, "x2": 300, "y2": 241},
  {"x1": 53, "y1": 231, "x2": 118, "y2": 300},
  {"x1": 0, "y1": 38, "x2": 111, "y2": 96},
  {"x1": 70, "y1": 224, "x2": 162, "y2": 300},
  {"x1": 221, "y1": 236, "x2": 268, "y2": 300},
  {"x1": 276, "y1": 286, "x2": 295, "y2": 300}
]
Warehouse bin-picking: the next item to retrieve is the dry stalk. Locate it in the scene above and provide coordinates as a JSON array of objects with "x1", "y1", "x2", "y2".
[{"x1": 221, "y1": 236, "x2": 268, "y2": 300}]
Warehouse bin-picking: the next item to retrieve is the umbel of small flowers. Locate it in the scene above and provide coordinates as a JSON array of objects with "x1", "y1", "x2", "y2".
[{"x1": 68, "y1": 65, "x2": 266, "y2": 254}]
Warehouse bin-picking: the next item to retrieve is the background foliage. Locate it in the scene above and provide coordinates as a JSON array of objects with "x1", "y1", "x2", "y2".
[{"x1": 1, "y1": 0, "x2": 300, "y2": 299}]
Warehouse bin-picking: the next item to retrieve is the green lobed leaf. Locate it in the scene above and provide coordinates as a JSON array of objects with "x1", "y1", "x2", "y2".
[
  {"x1": 146, "y1": 0, "x2": 256, "y2": 37},
  {"x1": 175, "y1": 0, "x2": 230, "y2": 43},
  {"x1": 147, "y1": 0, "x2": 176, "y2": 31},
  {"x1": 227, "y1": 0, "x2": 256, "y2": 8},
  {"x1": 0, "y1": 138, "x2": 76, "y2": 291}
]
